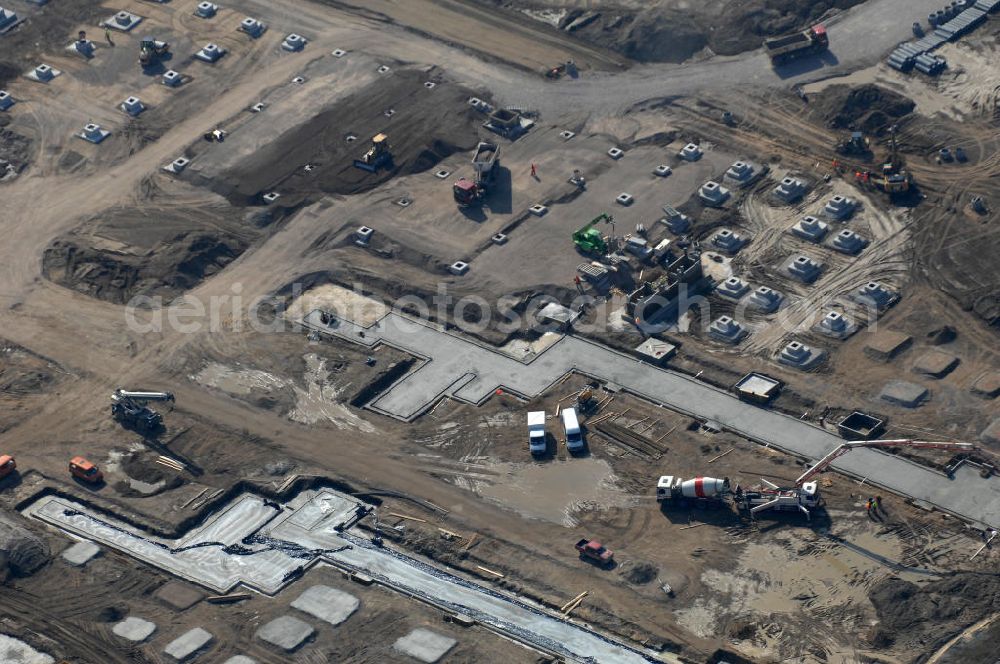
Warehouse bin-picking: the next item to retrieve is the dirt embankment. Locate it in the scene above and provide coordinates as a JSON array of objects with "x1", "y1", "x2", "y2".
[
  {"x1": 483, "y1": 0, "x2": 866, "y2": 62},
  {"x1": 212, "y1": 70, "x2": 487, "y2": 204},
  {"x1": 42, "y1": 202, "x2": 275, "y2": 305},
  {"x1": 869, "y1": 574, "x2": 1000, "y2": 654},
  {"x1": 809, "y1": 83, "x2": 916, "y2": 135}
]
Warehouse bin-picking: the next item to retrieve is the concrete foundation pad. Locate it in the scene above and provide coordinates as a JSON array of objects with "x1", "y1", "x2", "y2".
[
  {"x1": 256, "y1": 615, "x2": 315, "y2": 652},
  {"x1": 164, "y1": 627, "x2": 213, "y2": 662},
  {"x1": 291, "y1": 585, "x2": 359, "y2": 626},
  {"x1": 155, "y1": 580, "x2": 205, "y2": 611},
  {"x1": 912, "y1": 350, "x2": 960, "y2": 378},
  {"x1": 971, "y1": 371, "x2": 1000, "y2": 398},
  {"x1": 880, "y1": 380, "x2": 929, "y2": 408},
  {"x1": 394, "y1": 628, "x2": 457, "y2": 663},
  {"x1": 222, "y1": 658, "x2": 256, "y2": 664},
  {"x1": 113, "y1": 617, "x2": 156, "y2": 643},
  {"x1": 864, "y1": 331, "x2": 912, "y2": 361},
  {"x1": 980, "y1": 418, "x2": 1000, "y2": 445},
  {"x1": 62, "y1": 540, "x2": 100, "y2": 566}
]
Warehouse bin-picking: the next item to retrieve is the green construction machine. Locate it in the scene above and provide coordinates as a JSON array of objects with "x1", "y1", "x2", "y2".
[{"x1": 573, "y1": 213, "x2": 612, "y2": 255}]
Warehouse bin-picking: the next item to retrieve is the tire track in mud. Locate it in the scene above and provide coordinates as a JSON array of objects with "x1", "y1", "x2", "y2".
[{"x1": 0, "y1": 587, "x2": 139, "y2": 664}]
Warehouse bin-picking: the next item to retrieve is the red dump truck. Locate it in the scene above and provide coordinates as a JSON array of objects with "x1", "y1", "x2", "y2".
[{"x1": 764, "y1": 24, "x2": 828, "y2": 65}]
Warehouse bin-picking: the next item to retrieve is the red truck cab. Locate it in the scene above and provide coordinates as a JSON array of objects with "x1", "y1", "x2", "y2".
[
  {"x1": 69, "y1": 456, "x2": 104, "y2": 484},
  {"x1": 0, "y1": 455, "x2": 16, "y2": 479},
  {"x1": 575, "y1": 538, "x2": 614, "y2": 567}
]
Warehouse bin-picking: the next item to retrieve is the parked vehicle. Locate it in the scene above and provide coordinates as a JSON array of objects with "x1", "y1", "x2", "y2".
[
  {"x1": 562, "y1": 407, "x2": 584, "y2": 453},
  {"x1": 0, "y1": 455, "x2": 16, "y2": 480},
  {"x1": 69, "y1": 456, "x2": 104, "y2": 484},
  {"x1": 527, "y1": 411, "x2": 547, "y2": 456}
]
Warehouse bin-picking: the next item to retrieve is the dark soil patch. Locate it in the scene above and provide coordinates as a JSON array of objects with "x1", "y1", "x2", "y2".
[
  {"x1": 622, "y1": 560, "x2": 659, "y2": 585},
  {"x1": 212, "y1": 69, "x2": 486, "y2": 203},
  {"x1": 869, "y1": 574, "x2": 1000, "y2": 651},
  {"x1": 41, "y1": 202, "x2": 270, "y2": 304},
  {"x1": 488, "y1": 0, "x2": 866, "y2": 63},
  {"x1": 0, "y1": 0, "x2": 107, "y2": 87},
  {"x1": 809, "y1": 83, "x2": 915, "y2": 135}
]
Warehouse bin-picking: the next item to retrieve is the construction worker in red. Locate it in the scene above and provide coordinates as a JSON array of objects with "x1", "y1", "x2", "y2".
[{"x1": 530, "y1": 163, "x2": 537, "y2": 178}]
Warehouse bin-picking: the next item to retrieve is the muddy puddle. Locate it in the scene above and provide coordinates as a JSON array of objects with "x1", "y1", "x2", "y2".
[
  {"x1": 458, "y1": 457, "x2": 633, "y2": 526},
  {"x1": 191, "y1": 355, "x2": 375, "y2": 432}
]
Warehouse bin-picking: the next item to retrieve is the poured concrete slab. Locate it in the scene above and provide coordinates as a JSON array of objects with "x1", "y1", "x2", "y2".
[
  {"x1": 880, "y1": 380, "x2": 929, "y2": 408},
  {"x1": 291, "y1": 585, "x2": 359, "y2": 626},
  {"x1": 113, "y1": 617, "x2": 156, "y2": 643},
  {"x1": 222, "y1": 658, "x2": 256, "y2": 664},
  {"x1": 155, "y1": 580, "x2": 205, "y2": 611},
  {"x1": 62, "y1": 540, "x2": 100, "y2": 566},
  {"x1": 864, "y1": 331, "x2": 912, "y2": 361},
  {"x1": 971, "y1": 371, "x2": 1000, "y2": 399},
  {"x1": 912, "y1": 350, "x2": 959, "y2": 378},
  {"x1": 256, "y1": 615, "x2": 315, "y2": 652},
  {"x1": 394, "y1": 628, "x2": 457, "y2": 663},
  {"x1": 164, "y1": 627, "x2": 213, "y2": 662},
  {"x1": 981, "y1": 418, "x2": 1000, "y2": 446}
]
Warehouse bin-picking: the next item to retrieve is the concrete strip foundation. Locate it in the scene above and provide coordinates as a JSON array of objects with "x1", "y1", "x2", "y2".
[
  {"x1": 297, "y1": 308, "x2": 1000, "y2": 528},
  {"x1": 23, "y1": 490, "x2": 661, "y2": 664}
]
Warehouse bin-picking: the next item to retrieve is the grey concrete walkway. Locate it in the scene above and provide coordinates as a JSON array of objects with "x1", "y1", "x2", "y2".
[{"x1": 303, "y1": 310, "x2": 1000, "y2": 529}]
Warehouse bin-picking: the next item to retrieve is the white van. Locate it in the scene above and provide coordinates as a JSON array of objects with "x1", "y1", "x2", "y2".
[
  {"x1": 527, "y1": 411, "x2": 547, "y2": 456},
  {"x1": 561, "y1": 407, "x2": 584, "y2": 453}
]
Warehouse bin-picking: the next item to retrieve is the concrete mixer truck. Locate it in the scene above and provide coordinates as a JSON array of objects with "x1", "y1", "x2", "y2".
[{"x1": 656, "y1": 475, "x2": 732, "y2": 507}]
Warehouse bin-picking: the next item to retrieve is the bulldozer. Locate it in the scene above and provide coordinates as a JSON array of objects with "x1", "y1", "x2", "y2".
[
  {"x1": 139, "y1": 37, "x2": 170, "y2": 67},
  {"x1": 353, "y1": 133, "x2": 393, "y2": 173},
  {"x1": 573, "y1": 213, "x2": 612, "y2": 256}
]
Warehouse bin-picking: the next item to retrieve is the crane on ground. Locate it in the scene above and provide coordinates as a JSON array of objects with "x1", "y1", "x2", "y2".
[
  {"x1": 740, "y1": 439, "x2": 976, "y2": 519},
  {"x1": 111, "y1": 389, "x2": 175, "y2": 434}
]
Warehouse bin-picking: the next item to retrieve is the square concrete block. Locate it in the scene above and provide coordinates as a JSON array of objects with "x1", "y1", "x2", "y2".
[
  {"x1": 980, "y1": 418, "x2": 1000, "y2": 445},
  {"x1": 113, "y1": 617, "x2": 156, "y2": 643},
  {"x1": 291, "y1": 585, "x2": 359, "y2": 626},
  {"x1": 879, "y1": 380, "x2": 929, "y2": 408},
  {"x1": 155, "y1": 580, "x2": 205, "y2": 611},
  {"x1": 393, "y1": 628, "x2": 457, "y2": 663},
  {"x1": 864, "y1": 331, "x2": 912, "y2": 361},
  {"x1": 62, "y1": 540, "x2": 100, "y2": 566},
  {"x1": 971, "y1": 371, "x2": 1000, "y2": 398},
  {"x1": 164, "y1": 627, "x2": 213, "y2": 662},
  {"x1": 912, "y1": 350, "x2": 959, "y2": 378},
  {"x1": 256, "y1": 615, "x2": 315, "y2": 652}
]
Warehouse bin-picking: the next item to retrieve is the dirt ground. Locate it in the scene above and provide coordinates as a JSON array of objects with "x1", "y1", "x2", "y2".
[
  {"x1": 483, "y1": 0, "x2": 868, "y2": 63},
  {"x1": 0, "y1": 341, "x2": 63, "y2": 435},
  {"x1": 206, "y1": 68, "x2": 489, "y2": 204},
  {"x1": 2, "y1": 0, "x2": 1000, "y2": 663}
]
